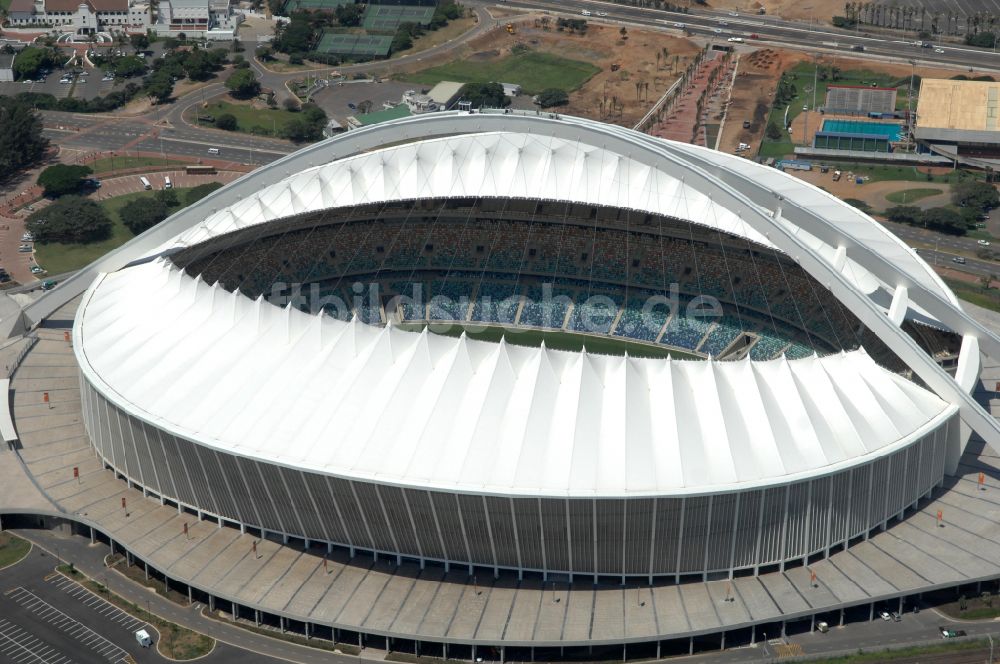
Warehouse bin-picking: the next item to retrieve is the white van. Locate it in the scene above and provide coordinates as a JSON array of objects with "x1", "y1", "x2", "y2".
[
  {"x1": 164, "y1": 176, "x2": 172, "y2": 189},
  {"x1": 135, "y1": 629, "x2": 152, "y2": 648},
  {"x1": 139, "y1": 176, "x2": 151, "y2": 191},
  {"x1": 581, "y1": 9, "x2": 591, "y2": 15},
  {"x1": 207, "y1": 147, "x2": 220, "y2": 155}
]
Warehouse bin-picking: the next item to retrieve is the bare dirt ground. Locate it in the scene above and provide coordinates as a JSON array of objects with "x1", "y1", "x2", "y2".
[
  {"x1": 717, "y1": 47, "x2": 1000, "y2": 157},
  {"x1": 388, "y1": 18, "x2": 699, "y2": 128},
  {"x1": 716, "y1": 48, "x2": 797, "y2": 155},
  {"x1": 703, "y1": 0, "x2": 837, "y2": 23},
  {"x1": 791, "y1": 169, "x2": 953, "y2": 210}
]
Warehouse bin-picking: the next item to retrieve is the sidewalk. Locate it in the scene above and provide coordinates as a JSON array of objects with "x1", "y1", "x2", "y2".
[{"x1": 16, "y1": 528, "x2": 361, "y2": 664}]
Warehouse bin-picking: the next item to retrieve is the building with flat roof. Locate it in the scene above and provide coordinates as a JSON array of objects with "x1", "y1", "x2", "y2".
[
  {"x1": 0, "y1": 54, "x2": 14, "y2": 82},
  {"x1": 6, "y1": 0, "x2": 149, "y2": 32},
  {"x1": 427, "y1": 80, "x2": 463, "y2": 109},
  {"x1": 914, "y1": 78, "x2": 1000, "y2": 167}
]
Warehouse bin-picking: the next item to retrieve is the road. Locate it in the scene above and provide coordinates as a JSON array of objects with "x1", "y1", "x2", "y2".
[
  {"x1": 0, "y1": 541, "x2": 289, "y2": 664},
  {"x1": 501, "y1": 0, "x2": 1000, "y2": 72}
]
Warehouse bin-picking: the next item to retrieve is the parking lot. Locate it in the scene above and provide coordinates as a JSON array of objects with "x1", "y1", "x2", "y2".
[
  {"x1": 0, "y1": 549, "x2": 159, "y2": 664},
  {"x1": 5, "y1": 587, "x2": 133, "y2": 663}
]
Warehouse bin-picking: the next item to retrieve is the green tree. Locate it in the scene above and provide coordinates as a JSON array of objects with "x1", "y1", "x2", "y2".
[
  {"x1": 183, "y1": 49, "x2": 219, "y2": 81},
  {"x1": 225, "y1": 68, "x2": 261, "y2": 99},
  {"x1": 966, "y1": 32, "x2": 997, "y2": 47},
  {"x1": 952, "y1": 180, "x2": 1000, "y2": 211},
  {"x1": 281, "y1": 117, "x2": 317, "y2": 143},
  {"x1": 765, "y1": 120, "x2": 783, "y2": 140},
  {"x1": 920, "y1": 207, "x2": 966, "y2": 235},
  {"x1": 334, "y1": 3, "x2": 364, "y2": 26},
  {"x1": 885, "y1": 205, "x2": 922, "y2": 225},
  {"x1": 129, "y1": 33, "x2": 150, "y2": 52},
  {"x1": 273, "y1": 14, "x2": 314, "y2": 54},
  {"x1": 458, "y1": 82, "x2": 510, "y2": 109},
  {"x1": 119, "y1": 196, "x2": 169, "y2": 235},
  {"x1": 37, "y1": 164, "x2": 93, "y2": 198},
  {"x1": 111, "y1": 55, "x2": 147, "y2": 78},
  {"x1": 215, "y1": 113, "x2": 238, "y2": 130},
  {"x1": 185, "y1": 182, "x2": 224, "y2": 206},
  {"x1": 0, "y1": 100, "x2": 49, "y2": 181},
  {"x1": 12, "y1": 47, "x2": 58, "y2": 80},
  {"x1": 536, "y1": 88, "x2": 569, "y2": 108},
  {"x1": 155, "y1": 188, "x2": 179, "y2": 208},
  {"x1": 144, "y1": 72, "x2": 174, "y2": 104},
  {"x1": 26, "y1": 196, "x2": 112, "y2": 243}
]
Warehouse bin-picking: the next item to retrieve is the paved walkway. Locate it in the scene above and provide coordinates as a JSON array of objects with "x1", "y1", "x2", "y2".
[{"x1": 3, "y1": 297, "x2": 1000, "y2": 650}]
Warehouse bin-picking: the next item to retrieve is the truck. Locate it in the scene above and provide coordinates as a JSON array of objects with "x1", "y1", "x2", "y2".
[
  {"x1": 832, "y1": 170, "x2": 842, "y2": 181},
  {"x1": 135, "y1": 629, "x2": 153, "y2": 648},
  {"x1": 139, "y1": 176, "x2": 151, "y2": 190}
]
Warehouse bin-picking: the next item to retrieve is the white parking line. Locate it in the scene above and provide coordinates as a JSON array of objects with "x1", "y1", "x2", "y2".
[
  {"x1": 46, "y1": 575, "x2": 146, "y2": 632},
  {"x1": 0, "y1": 619, "x2": 75, "y2": 663},
  {"x1": 6, "y1": 588, "x2": 129, "y2": 663}
]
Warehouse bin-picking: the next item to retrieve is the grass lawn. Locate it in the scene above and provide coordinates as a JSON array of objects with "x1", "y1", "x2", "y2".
[
  {"x1": 194, "y1": 101, "x2": 300, "y2": 137},
  {"x1": 394, "y1": 14, "x2": 477, "y2": 58},
  {"x1": 810, "y1": 638, "x2": 989, "y2": 664},
  {"x1": 0, "y1": 532, "x2": 30, "y2": 569},
  {"x1": 821, "y1": 162, "x2": 971, "y2": 184},
  {"x1": 405, "y1": 51, "x2": 600, "y2": 95},
  {"x1": 943, "y1": 277, "x2": 1000, "y2": 313},
  {"x1": 885, "y1": 187, "x2": 943, "y2": 204},
  {"x1": 0, "y1": 0, "x2": 11, "y2": 12},
  {"x1": 89, "y1": 156, "x2": 185, "y2": 175},
  {"x1": 396, "y1": 323, "x2": 700, "y2": 360},
  {"x1": 58, "y1": 565, "x2": 214, "y2": 660},
  {"x1": 34, "y1": 188, "x2": 194, "y2": 275}
]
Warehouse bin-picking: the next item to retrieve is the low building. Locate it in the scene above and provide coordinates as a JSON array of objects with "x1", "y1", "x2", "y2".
[
  {"x1": 6, "y1": 0, "x2": 150, "y2": 32},
  {"x1": 427, "y1": 80, "x2": 463, "y2": 110},
  {"x1": 500, "y1": 82, "x2": 521, "y2": 97},
  {"x1": 914, "y1": 78, "x2": 1000, "y2": 167},
  {"x1": 152, "y1": 0, "x2": 237, "y2": 35},
  {"x1": 346, "y1": 103, "x2": 410, "y2": 129},
  {"x1": 0, "y1": 54, "x2": 14, "y2": 83},
  {"x1": 401, "y1": 89, "x2": 438, "y2": 113}
]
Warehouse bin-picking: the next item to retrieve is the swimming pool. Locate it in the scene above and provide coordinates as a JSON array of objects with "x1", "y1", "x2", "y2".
[{"x1": 821, "y1": 119, "x2": 903, "y2": 141}]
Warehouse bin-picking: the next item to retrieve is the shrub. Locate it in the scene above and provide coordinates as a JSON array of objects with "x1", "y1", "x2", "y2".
[
  {"x1": 37, "y1": 164, "x2": 92, "y2": 198},
  {"x1": 27, "y1": 196, "x2": 112, "y2": 243},
  {"x1": 215, "y1": 113, "x2": 238, "y2": 130}
]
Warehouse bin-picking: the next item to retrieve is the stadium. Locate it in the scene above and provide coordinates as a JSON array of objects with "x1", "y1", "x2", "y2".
[
  {"x1": 68, "y1": 110, "x2": 989, "y2": 579},
  {"x1": 13, "y1": 110, "x2": 1000, "y2": 656}
]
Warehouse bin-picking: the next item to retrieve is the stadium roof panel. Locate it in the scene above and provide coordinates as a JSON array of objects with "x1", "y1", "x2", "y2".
[
  {"x1": 916, "y1": 78, "x2": 1000, "y2": 132},
  {"x1": 75, "y1": 258, "x2": 954, "y2": 497}
]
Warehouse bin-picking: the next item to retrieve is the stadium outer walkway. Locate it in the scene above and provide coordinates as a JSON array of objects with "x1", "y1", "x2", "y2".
[{"x1": 5, "y1": 298, "x2": 1000, "y2": 659}]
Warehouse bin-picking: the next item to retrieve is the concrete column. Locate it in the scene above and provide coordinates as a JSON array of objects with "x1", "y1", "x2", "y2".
[
  {"x1": 255, "y1": 610, "x2": 260, "y2": 626},
  {"x1": 869, "y1": 603, "x2": 874, "y2": 621},
  {"x1": 89, "y1": 527, "x2": 95, "y2": 544},
  {"x1": 443, "y1": 643, "x2": 448, "y2": 660},
  {"x1": 720, "y1": 632, "x2": 725, "y2": 649},
  {"x1": 188, "y1": 586, "x2": 192, "y2": 604},
  {"x1": 305, "y1": 623, "x2": 310, "y2": 640},
  {"x1": 688, "y1": 637, "x2": 693, "y2": 655},
  {"x1": 279, "y1": 617, "x2": 285, "y2": 633},
  {"x1": 208, "y1": 595, "x2": 215, "y2": 611},
  {"x1": 898, "y1": 596, "x2": 904, "y2": 613},
  {"x1": 781, "y1": 621, "x2": 786, "y2": 638},
  {"x1": 240, "y1": 523, "x2": 245, "y2": 534},
  {"x1": 327, "y1": 543, "x2": 333, "y2": 554},
  {"x1": 810, "y1": 615, "x2": 815, "y2": 632},
  {"x1": 500, "y1": 645, "x2": 505, "y2": 663},
  {"x1": 839, "y1": 608, "x2": 845, "y2": 627},
  {"x1": 751, "y1": 625, "x2": 755, "y2": 645},
  {"x1": 656, "y1": 642, "x2": 661, "y2": 659},
  {"x1": 144, "y1": 562, "x2": 148, "y2": 581}
]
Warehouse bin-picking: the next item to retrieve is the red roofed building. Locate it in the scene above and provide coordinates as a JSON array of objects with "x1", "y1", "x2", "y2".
[{"x1": 6, "y1": 0, "x2": 149, "y2": 33}]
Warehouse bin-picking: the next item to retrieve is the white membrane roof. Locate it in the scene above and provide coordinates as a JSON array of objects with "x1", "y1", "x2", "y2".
[
  {"x1": 75, "y1": 258, "x2": 954, "y2": 497},
  {"x1": 154, "y1": 132, "x2": 886, "y2": 296}
]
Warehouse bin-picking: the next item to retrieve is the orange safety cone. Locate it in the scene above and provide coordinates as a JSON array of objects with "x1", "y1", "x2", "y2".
[
  {"x1": 980, "y1": 472, "x2": 987, "y2": 491},
  {"x1": 43, "y1": 391, "x2": 50, "y2": 408},
  {"x1": 937, "y1": 509, "x2": 944, "y2": 527}
]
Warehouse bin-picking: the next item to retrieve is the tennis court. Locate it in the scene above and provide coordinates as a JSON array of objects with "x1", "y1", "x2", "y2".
[
  {"x1": 316, "y1": 31, "x2": 393, "y2": 57},
  {"x1": 362, "y1": 4, "x2": 435, "y2": 31},
  {"x1": 282, "y1": 0, "x2": 351, "y2": 12}
]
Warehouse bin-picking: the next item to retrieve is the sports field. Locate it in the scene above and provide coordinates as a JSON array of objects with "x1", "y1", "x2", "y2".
[
  {"x1": 407, "y1": 51, "x2": 600, "y2": 95},
  {"x1": 363, "y1": 4, "x2": 435, "y2": 31},
  {"x1": 281, "y1": 0, "x2": 351, "y2": 12},
  {"x1": 397, "y1": 323, "x2": 700, "y2": 360},
  {"x1": 316, "y1": 31, "x2": 393, "y2": 57}
]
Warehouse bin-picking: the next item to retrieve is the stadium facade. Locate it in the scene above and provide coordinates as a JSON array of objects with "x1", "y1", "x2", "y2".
[{"x1": 65, "y1": 112, "x2": 997, "y2": 588}]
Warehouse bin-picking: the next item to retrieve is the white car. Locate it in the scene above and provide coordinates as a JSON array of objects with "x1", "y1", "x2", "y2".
[
  {"x1": 727, "y1": 37, "x2": 744, "y2": 43},
  {"x1": 21, "y1": 79, "x2": 33, "y2": 84},
  {"x1": 21, "y1": 233, "x2": 33, "y2": 242},
  {"x1": 979, "y1": 239, "x2": 991, "y2": 246},
  {"x1": 935, "y1": 47, "x2": 945, "y2": 53},
  {"x1": 581, "y1": 9, "x2": 591, "y2": 15},
  {"x1": 879, "y1": 610, "x2": 891, "y2": 621},
  {"x1": 102, "y1": 75, "x2": 114, "y2": 81},
  {"x1": 674, "y1": 22, "x2": 685, "y2": 28},
  {"x1": 30, "y1": 266, "x2": 44, "y2": 275},
  {"x1": 713, "y1": 28, "x2": 722, "y2": 33},
  {"x1": 17, "y1": 244, "x2": 32, "y2": 253},
  {"x1": 728, "y1": 10, "x2": 738, "y2": 16},
  {"x1": 596, "y1": 11, "x2": 607, "y2": 16}
]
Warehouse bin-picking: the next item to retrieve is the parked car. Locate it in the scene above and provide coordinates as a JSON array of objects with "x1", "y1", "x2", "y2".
[
  {"x1": 21, "y1": 233, "x2": 33, "y2": 242},
  {"x1": 940, "y1": 627, "x2": 967, "y2": 638},
  {"x1": 935, "y1": 47, "x2": 945, "y2": 53},
  {"x1": 953, "y1": 256, "x2": 967, "y2": 264},
  {"x1": 891, "y1": 611, "x2": 901, "y2": 622},
  {"x1": 30, "y1": 266, "x2": 45, "y2": 275},
  {"x1": 879, "y1": 610, "x2": 891, "y2": 621},
  {"x1": 979, "y1": 240, "x2": 991, "y2": 246},
  {"x1": 18, "y1": 244, "x2": 33, "y2": 253}
]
